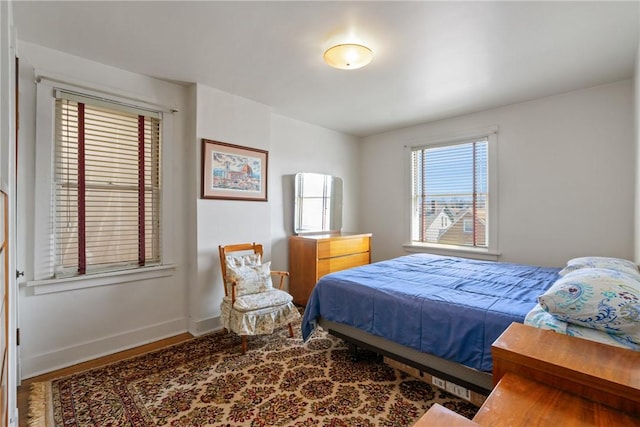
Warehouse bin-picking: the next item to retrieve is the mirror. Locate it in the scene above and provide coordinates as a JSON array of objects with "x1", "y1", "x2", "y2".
[{"x1": 294, "y1": 173, "x2": 343, "y2": 234}]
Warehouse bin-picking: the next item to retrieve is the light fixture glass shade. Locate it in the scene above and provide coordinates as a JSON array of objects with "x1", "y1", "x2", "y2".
[{"x1": 323, "y1": 44, "x2": 373, "y2": 70}]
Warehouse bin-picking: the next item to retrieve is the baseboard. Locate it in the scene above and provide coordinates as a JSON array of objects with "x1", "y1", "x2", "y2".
[
  {"x1": 189, "y1": 315, "x2": 224, "y2": 336},
  {"x1": 21, "y1": 317, "x2": 189, "y2": 379}
]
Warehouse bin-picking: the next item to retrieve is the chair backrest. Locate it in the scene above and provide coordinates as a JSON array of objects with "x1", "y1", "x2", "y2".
[{"x1": 218, "y1": 242, "x2": 264, "y2": 297}]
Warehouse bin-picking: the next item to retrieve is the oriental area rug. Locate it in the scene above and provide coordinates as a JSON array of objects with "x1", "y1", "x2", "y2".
[{"x1": 28, "y1": 323, "x2": 478, "y2": 426}]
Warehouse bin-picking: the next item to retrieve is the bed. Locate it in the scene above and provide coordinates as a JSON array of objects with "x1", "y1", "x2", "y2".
[{"x1": 301, "y1": 253, "x2": 561, "y2": 394}]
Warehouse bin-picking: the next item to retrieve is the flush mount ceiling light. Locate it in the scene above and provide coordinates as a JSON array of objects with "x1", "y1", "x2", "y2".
[{"x1": 323, "y1": 44, "x2": 373, "y2": 70}]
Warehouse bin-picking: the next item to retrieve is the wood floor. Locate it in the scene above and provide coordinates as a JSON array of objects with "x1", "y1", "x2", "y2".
[{"x1": 16, "y1": 333, "x2": 193, "y2": 427}]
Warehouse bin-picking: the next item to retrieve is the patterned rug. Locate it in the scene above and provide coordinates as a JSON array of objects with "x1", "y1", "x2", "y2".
[{"x1": 29, "y1": 323, "x2": 478, "y2": 426}]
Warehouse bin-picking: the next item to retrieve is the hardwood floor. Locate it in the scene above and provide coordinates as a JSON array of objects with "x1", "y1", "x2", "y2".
[{"x1": 16, "y1": 333, "x2": 193, "y2": 427}]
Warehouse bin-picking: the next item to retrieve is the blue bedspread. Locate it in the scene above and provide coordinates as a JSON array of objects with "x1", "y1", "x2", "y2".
[{"x1": 301, "y1": 254, "x2": 560, "y2": 372}]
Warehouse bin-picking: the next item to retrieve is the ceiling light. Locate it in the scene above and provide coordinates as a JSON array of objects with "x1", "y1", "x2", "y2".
[{"x1": 323, "y1": 44, "x2": 373, "y2": 70}]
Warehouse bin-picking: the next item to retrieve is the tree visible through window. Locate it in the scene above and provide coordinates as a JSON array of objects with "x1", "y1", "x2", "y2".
[
  {"x1": 411, "y1": 139, "x2": 488, "y2": 248},
  {"x1": 54, "y1": 93, "x2": 161, "y2": 277}
]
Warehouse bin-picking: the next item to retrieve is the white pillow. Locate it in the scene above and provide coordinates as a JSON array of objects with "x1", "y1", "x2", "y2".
[
  {"x1": 225, "y1": 261, "x2": 273, "y2": 297},
  {"x1": 225, "y1": 253, "x2": 261, "y2": 269},
  {"x1": 538, "y1": 268, "x2": 640, "y2": 337},
  {"x1": 559, "y1": 256, "x2": 640, "y2": 278}
]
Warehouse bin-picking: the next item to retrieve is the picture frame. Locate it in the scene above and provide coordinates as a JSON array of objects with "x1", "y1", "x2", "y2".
[{"x1": 201, "y1": 139, "x2": 268, "y2": 201}]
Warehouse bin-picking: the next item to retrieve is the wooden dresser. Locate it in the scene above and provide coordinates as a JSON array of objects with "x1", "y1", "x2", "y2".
[
  {"x1": 413, "y1": 322, "x2": 640, "y2": 426},
  {"x1": 289, "y1": 233, "x2": 371, "y2": 306}
]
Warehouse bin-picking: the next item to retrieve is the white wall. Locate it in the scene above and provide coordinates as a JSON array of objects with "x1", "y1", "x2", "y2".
[
  {"x1": 191, "y1": 84, "x2": 272, "y2": 334},
  {"x1": 269, "y1": 114, "x2": 361, "y2": 271},
  {"x1": 17, "y1": 42, "x2": 192, "y2": 378},
  {"x1": 361, "y1": 80, "x2": 635, "y2": 267},
  {"x1": 190, "y1": 87, "x2": 362, "y2": 334}
]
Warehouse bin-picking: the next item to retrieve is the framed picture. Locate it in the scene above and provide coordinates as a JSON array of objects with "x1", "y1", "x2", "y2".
[{"x1": 201, "y1": 139, "x2": 268, "y2": 201}]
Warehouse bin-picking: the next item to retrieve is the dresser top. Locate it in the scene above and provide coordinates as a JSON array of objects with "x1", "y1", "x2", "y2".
[{"x1": 290, "y1": 232, "x2": 372, "y2": 241}]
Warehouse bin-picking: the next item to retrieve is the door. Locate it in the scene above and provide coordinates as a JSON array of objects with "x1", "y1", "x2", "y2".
[
  {"x1": 0, "y1": 1, "x2": 18, "y2": 424},
  {"x1": 0, "y1": 191, "x2": 8, "y2": 425}
]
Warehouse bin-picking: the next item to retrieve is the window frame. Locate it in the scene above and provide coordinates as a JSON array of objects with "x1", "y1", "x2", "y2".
[
  {"x1": 404, "y1": 126, "x2": 499, "y2": 260},
  {"x1": 29, "y1": 77, "x2": 175, "y2": 294}
]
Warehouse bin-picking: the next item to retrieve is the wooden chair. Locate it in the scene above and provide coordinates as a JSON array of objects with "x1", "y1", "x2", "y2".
[{"x1": 218, "y1": 243, "x2": 299, "y2": 354}]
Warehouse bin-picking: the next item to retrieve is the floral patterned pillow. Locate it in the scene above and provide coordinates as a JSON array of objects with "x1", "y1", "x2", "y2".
[
  {"x1": 225, "y1": 260, "x2": 273, "y2": 297},
  {"x1": 225, "y1": 253, "x2": 261, "y2": 269},
  {"x1": 538, "y1": 268, "x2": 640, "y2": 337},
  {"x1": 559, "y1": 256, "x2": 640, "y2": 278}
]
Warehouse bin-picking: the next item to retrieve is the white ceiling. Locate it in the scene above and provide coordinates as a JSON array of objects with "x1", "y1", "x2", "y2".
[{"x1": 12, "y1": 1, "x2": 640, "y2": 137}]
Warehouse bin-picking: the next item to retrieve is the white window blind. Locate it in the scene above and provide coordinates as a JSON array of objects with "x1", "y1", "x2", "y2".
[
  {"x1": 54, "y1": 93, "x2": 161, "y2": 277},
  {"x1": 411, "y1": 138, "x2": 489, "y2": 248}
]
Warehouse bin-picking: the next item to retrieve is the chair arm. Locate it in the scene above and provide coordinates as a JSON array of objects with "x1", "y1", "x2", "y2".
[
  {"x1": 271, "y1": 270, "x2": 289, "y2": 276},
  {"x1": 270, "y1": 270, "x2": 289, "y2": 289}
]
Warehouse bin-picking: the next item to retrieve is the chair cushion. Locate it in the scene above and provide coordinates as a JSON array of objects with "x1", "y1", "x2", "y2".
[
  {"x1": 220, "y1": 298, "x2": 301, "y2": 336},
  {"x1": 225, "y1": 258, "x2": 273, "y2": 297},
  {"x1": 230, "y1": 288, "x2": 294, "y2": 312}
]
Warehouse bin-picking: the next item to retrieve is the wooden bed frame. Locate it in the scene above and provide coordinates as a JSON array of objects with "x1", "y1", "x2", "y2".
[{"x1": 319, "y1": 318, "x2": 493, "y2": 396}]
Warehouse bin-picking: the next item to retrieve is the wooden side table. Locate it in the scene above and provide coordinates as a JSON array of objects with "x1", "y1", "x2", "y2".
[
  {"x1": 413, "y1": 323, "x2": 640, "y2": 426},
  {"x1": 491, "y1": 322, "x2": 640, "y2": 417}
]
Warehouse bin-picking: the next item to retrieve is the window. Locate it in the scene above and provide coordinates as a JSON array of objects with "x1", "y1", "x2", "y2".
[
  {"x1": 30, "y1": 78, "x2": 175, "y2": 293},
  {"x1": 54, "y1": 91, "x2": 161, "y2": 277},
  {"x1": 409, "y1": 129, "x2": 497, "y2": 254}
]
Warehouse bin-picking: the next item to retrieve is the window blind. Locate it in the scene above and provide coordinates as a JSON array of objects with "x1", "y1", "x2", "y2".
[
  {"x1": 54, "y1": 97, "x2": 161, "y2": 277},
  {"x1": 411, "y1": 139, "x2": 488, "y2": 248}
]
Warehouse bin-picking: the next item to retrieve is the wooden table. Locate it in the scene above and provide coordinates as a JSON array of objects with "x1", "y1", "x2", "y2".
[
  {"x1": 413, "y1": 323, "x2": 640, "y2": 426},
  {"x1": 492, "y1": 322, "x2": 640, "y2": 417}
]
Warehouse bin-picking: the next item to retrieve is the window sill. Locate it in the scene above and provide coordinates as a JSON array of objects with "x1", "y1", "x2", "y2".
[
  {"x1": 26, "y1": 264, "x2": 177, "y2": 295},
  {"x1": 403, "y1": 243, "x2": 500, "y2": 261}
]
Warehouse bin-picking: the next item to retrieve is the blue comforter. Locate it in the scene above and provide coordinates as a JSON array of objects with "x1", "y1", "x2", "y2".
[{"x1": 301, "y1": 254, "x2": 560, "y2": 372}]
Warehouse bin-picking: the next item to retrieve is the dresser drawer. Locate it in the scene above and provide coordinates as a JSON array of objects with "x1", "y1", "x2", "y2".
[
  {"x1": 289, "y1": 232, "x2": 372, "y2": 306},
  {"x1": 317, "y1": 252, "x2": 370, "y2": 277},
  {"x1": 317, "y1": 236, "x2": 370, "y2": 259}
]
